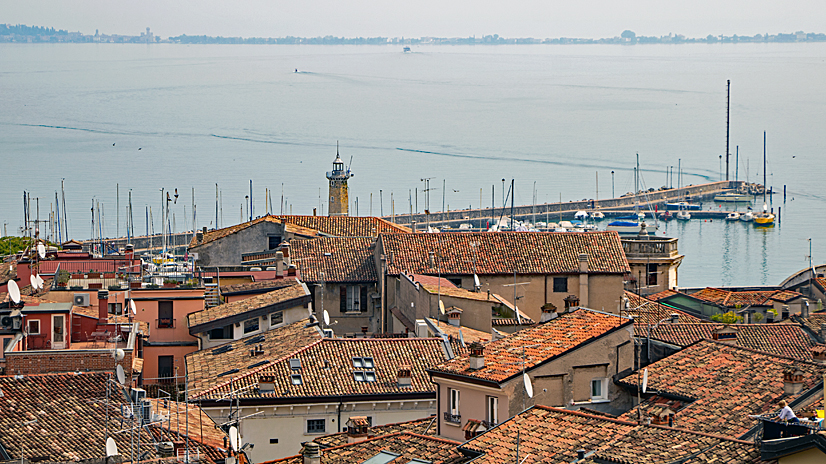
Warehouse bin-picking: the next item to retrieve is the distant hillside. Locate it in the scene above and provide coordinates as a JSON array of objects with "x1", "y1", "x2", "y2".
[{"x1": 1, "y1": 24, "x2": 68, "y2": 36}]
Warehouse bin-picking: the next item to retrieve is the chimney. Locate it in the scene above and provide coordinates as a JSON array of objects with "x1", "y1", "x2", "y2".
[
  {"x1": 196, "y1": 230, "x2": 203, "y2": 243},
  {"x1": 258, "y1": 374, "x2": 275, "y2": 393},
  {"x1": 302, "y1": 442, "x2": 321, "y2": 464},
  {"x1": 98, "y1": 290, "x2": 109, "y2": 324},
  {"x1": 576, "y1": 450, "x2": 586, "y2": 461},
  {"x1": 783, "y1": 368, "x2": 805, "y2": 395},
  {"x1": 202, "y1": 226, "x2": 208, "y2": 235},
  {"x1": 313, "y1": 208, "x2": 317, "y2": 217},
  {"x1": 468, "y1": 342, "x2": 485, "y2": 370},
  {"x1": 811, "y1": 345, "x2": 826, "y2": 365},
  {"x1": 125, "y1": 244, "x2": 134, "y2": 261},
  {"x1": 447, "y1": 308, "x2": 461, "y2": 327},
  {"x1": 345, "y1": 417, "x2": 370, "y2": 444},
  {"x1": 711, "y1": 326, "x2": 738, "y2": 344},
  {"x1": 578, "y1": 253, "x2": 589, "y2": 308},
  {"x1": 275, "y1": 251, "x2": 284, "y2": 277},
  {"x1": 397, "y1": 365, "x2": 412, "y2": 388},
  {"x1": 412, "y1": 220, "x2": 417, "y2": 232},
  {"x1": 428, "y1": 251, "x2": 435, "y2": 268},
  {"x1": 781, "y1": 305, "x2": 790, "y2": 320},
  {"x1": 281, "y1": 242, "x2": 291, "y2": 266},
  {"x1": 287, "y1": 264, "x2": 297, "y2": 276},
  {"x1": 540, "y1": 303, "x2": 558, "y2": 323}
]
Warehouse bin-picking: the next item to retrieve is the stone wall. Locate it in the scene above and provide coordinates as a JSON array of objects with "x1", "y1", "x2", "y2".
[{"x1": 4, "y1": 348, "x2": 134, "y2": 377}]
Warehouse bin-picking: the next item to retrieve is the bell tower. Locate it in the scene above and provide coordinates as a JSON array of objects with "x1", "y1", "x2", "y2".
[{"x1": 326, "y1": 144, "x2": 352, "y2": 216}]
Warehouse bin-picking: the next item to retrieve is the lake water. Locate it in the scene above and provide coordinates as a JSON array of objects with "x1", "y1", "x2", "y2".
[{"x1": 2, "y1": 43, "x2": 825, "y2": 287}]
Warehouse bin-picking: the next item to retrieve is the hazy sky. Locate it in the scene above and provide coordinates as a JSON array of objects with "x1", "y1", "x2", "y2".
[{"x1": 4, "y1": 1, "x2": 825, "y2": 38}]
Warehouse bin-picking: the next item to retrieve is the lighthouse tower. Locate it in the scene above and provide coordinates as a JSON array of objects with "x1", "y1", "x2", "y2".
[{"x1": 326, "y1": 146, "x2": 352, "y2": 216}]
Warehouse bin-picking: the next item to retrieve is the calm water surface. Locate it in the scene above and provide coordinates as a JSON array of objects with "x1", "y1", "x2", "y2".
[{"x1": 1, "y1": 43, "x2": 825, "y2": 287}]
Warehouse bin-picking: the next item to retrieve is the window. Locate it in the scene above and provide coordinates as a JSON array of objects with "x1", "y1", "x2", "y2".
[
  {"x1": 553, "y1": 277, "x2": 568, "y2": 293},
  {"x1": 291, "y1": 374, "x2": 302, "y2": 385},
  {"x1": 647, "y1": 263, "x2": 658, "y2": 286},
  {"x1": 158, "y1": 355, "x2": 174, "y2": 381},
  {"x1": 27, "y1": 319, "x2": 40, "y2": 335},
  {"x1": 591, "y1": 378, "x2": 608, "y2": 401},
  {"x1": 209, "y1": 325, "x2": 233, "y2": 340},
  {"x1": 354, "y1": 370, "x2": 377, "y2": 382},
  {"x1": 486, "y1": 396, "x2": 498, "y2": 425},
  {"x1": 244, "y1": 318, "x2": 260, "y2": 334},
  {"x1": 353, "y1": 357, "x2": 374, "y2": 368},
  {"x1": 158, "y1": 301, "x2": 174, "y2": 328},
  {"x1": 341, "y1": 285, "x2": 367, "y2": 313},
  {"x1": 269, "y1": 438, "x2": 279, "y2": 444},
  {"x1": 108, "y1": 303, "x2": 123, "y2": 315},
  {"x1": 307, "y1": 419, "x2": 325, "y2": 434},
  {"x1": 3, "y1": 337, "x2": 11, "y2": 350},
  {"x1": 353, "y1": 357, "x2": 364, "y2": 368},
  {"x1": 270, "y1": 311, "x2": 283, "y2": 326},
  {"x1": 448, "y1": 278, "x2": 463, "y2": 288},
  {"x1": 449, "y1": 389, "x2": 460, "y2": 415},
  {"x1": 268, "y1": 235, "x2": 282, "y2": 250}
]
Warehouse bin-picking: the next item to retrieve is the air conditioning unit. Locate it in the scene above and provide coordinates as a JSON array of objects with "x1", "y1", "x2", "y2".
[
  {"x1": 73, "y1": 293, "x2": 90, "y2": 307},
  {"x1": 129, "y1": 387, "x2": 147, "y2": 405},
  {"x1": 0, "y1": 315, "x2": 22, "y2": 330}
]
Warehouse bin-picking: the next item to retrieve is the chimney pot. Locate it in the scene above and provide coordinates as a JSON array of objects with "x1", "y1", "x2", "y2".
[
  {"x1": 468, "y1": 342, "x2": 485, "y2": 370},
  {"x1": 397, "y1": 365, "x2": 412, "y2": 388},
  {"x1": 275, "y1": 251, "x2": 284, "y2": 277},
  {"x1": 783, "y1": 368, "x2": 805, "y2": 395},
  {"x1": 577, "y1": 449, "x2": 586, "y2": 460},
  {"x1": 202, "y1": 226, "x2": 207, "y2": 235},
  {"x1": 302, "y1": 442, "x2": 321, "y2": 464}
]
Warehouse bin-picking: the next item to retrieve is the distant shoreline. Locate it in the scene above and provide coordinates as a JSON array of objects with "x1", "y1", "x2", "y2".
[{"x1": 2, "y1": 24, "x2": 826, "y2": 45}]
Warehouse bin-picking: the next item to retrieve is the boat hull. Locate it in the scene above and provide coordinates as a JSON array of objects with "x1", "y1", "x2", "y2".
[
  {"x1": 606, "y1": 221, "x2": 659, "y2": 234},
  {"x1": 754, "y1": 214, "x2": 775, "y2": 226},
  {"x1": 666, "y1": 202, "x2": 701, "y2": 211}
]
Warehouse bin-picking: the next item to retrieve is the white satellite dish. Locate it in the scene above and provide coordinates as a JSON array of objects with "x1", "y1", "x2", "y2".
[
  {"x1": 473, "y1": 273, "x2": 481, "y2": 289},
  {"x1": 229, "y1": 426, "x2": 240, "y2": 452},
  {"x1": 116, "y1": 365, "x2": 126, "y2": 385},
  {"x1": 323, "y1": 309, "x2": 330, "y2": 326},
  {"x1": 105, "y1": 437, "x2": 119, "y2": 457},
  {"x1": 523, "y1": 372, "x2": 534, "y2": 398},
  {"x1": 30, "y1": 275, "x2": 38, "y2": 289},
  {"x1": 8, "y1": 280, "x2": 21, "y2": 304},
  {"x1": 129, "y1": 299, "x2": 137, "y2": 315},
  {"x1": 642, "y1": 368, "x2": 649, "y2": 394},
  {"x1": 113, "y1": 349, "x2": 125, "y2": 361},
  {"x1": 439, "y1": 299, "x2": 445, "y2": 315},
  {"x1": 36, "y1": 274, "x2": 44, "y2": 289},
  {"x1": 37, "y1": 243, "x2": 46, "y2": 259}
]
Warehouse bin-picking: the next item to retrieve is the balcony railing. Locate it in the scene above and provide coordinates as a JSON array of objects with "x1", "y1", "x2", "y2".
[
  {"x1": 156, "y1": 318, "x2": 176, "y2": 329},
  {"x1": 444, "y1": 412, "x2": 462, "y2": 424}
]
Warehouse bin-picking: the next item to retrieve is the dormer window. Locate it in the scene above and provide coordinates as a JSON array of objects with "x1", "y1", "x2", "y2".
[{"x1": 290, "y1": 374, "x2": 302, "y2": 385}]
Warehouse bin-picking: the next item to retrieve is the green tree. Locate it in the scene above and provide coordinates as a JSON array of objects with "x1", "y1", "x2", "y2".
[
  {"x1": 711, "y1": 311, "x2": 741, "y2": 323},
  {"x1": 621, "y1": 30, "x2": 636, "y2": 39}
]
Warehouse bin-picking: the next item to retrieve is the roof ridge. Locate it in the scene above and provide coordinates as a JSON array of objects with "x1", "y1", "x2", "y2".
[
  {"x1": 700, "y1": 338, "x2": 822, "y2": 365},
  {"x1": 533, "y1": 405, "x2": 640, "y2": 426}
]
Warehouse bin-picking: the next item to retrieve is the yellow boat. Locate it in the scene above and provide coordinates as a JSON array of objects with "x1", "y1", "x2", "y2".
[
  {"x1": 754, "y1": 212, "x2": 775, "y2": 226},
  {"x1": 753, "y1": 132, "x2": 775, "y2": 227}
]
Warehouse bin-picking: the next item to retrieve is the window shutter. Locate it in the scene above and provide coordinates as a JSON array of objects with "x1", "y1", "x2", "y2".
[
  {"x1": 360, "y1": 286, "x2": 368, "y2": 312},
  {"x1": 340, "y1": 286, "x2": 347, "y2": 313}
]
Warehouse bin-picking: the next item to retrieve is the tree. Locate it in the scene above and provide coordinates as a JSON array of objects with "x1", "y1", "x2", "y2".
[
  {"x1": 711, "y1": 311, "x2": 741, "y2": 323},
  {"x1": 621, "y1": 30, "x2": 636, "y2": 39}
]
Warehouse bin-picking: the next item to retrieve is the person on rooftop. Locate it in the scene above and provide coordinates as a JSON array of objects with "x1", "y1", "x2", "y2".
[{"x1": 778, "y1": 400, "x2": 799, "y2": 423}]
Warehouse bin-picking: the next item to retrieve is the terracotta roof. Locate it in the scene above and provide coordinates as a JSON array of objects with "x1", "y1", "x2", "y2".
[
  {"x1": 426, "y1": 318, "x2": 491, "y2": 344},
  {"x1": 147, "y1": 399, "x2": 225, "y2": 448},
  {"x1": 189, "y1": 215, "x2": 320, "y2": 248},
  {"x1": 616, "y1": 340, "x2": 826, "y2": 436},
  {"x1": 311, "y1": 416, "x2": 437, "y2": 449},
  {"x1": 0, "y1": 372, "x2": 223, "y2": 463},
  {"x1": 689, "y1": 287, "x2": 803, "y2": 307},
  {"x1": 264, "y1": 432, "x2": 464, "y2": 464},
  {"x1": 793, "y1": 312, "x2": 826, "y2": 338},
  {"x1": 220, "y1": 278, "x2": 297, "y2": 295},
  {"x1": 272, "y1": 215, "x2": 411, "y2": 236},
  {"x1": 646, "y1": 323, "x2": 817, "y2": 360},
  {"x1": 460, "y1": 406, "x2": 762, "y2": 464},
  {"x1": 622, "y1": 291, "x2": 704, "y2": 326},
  {"x1": 646, "y1": 289, "x2": 678, "y2": 302},
  {"x1": 187, "y1": 280, "x2": 309, "y2": 329},
  {"x1": 289, "y1": 237, "x2": 377, "y2": 282},
  {"x1": 192, "y1": 337, "x2": 451, "y2": 401},
  {"x1": 185, "y1": 319, "x2": 323, "y2": 398},
  {"x1": 429, "y1": 308, "x2": 631, "y2": 384},
  {"x1": 410, "y1": 274, "x2": 457, "y2": 288},
  {"x1": 380, "y1": 231, "x2": 630, "y2": 276}
]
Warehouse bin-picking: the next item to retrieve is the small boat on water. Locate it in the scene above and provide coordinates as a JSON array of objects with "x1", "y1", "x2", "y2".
[
  {"x1": 740, "y1": 209, "x2": 755, "y2": 222},
  {"x1": 659, "y1": 211, "x2": 673, "y2": 221},
  {"x1": 676, "y1": 210, "x2": 691, "y2": 221},
  {"x1": 591, "y1": 211, "x2": 605, "y2": 220},
  {"x1": 403, "y1": 46, "x2": 411, "y2": 52},
  {"x1": 714, "y1": 191, "x2": 753, "y2": 202},
  {"x1": 753, "y1": 132, "x2": 775, "y2": 227},
  {"x1": 726, "y1": 212, "x2": 741, "y2": 221},
  {"x1": 666, "y1": 202, "x2": 701, "y2": 211}
]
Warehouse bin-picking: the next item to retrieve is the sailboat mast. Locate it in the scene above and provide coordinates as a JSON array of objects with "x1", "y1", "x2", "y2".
[
  {"x1": 726, "y1": 80, "x2": 730, "y2": 181},
  {"x1": 763, "y1": 131, "x2": 767, "y2": 205}
]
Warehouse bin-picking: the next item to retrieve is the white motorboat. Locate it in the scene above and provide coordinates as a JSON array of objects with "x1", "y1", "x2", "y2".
[
  {"x1": 590, "y1": 211, "x2": 605, "y2": 220},
  {"x1": 725, "y1": 212, "x2": 741, "y2": 221},
  {"x1": 676, "y1": 210, "x2": 691, "y2": 221},
  {"x1": 740, "y1": 209, "x2": 755, "y2": 222}
]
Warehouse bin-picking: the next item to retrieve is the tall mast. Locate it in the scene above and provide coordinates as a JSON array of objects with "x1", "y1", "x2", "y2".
[
  {"x1": 726, "y1": 80, "x2": 730, "y2": 181},
  {"x1": 763, "y1": 131, "x2": 767, "y2": 205}
]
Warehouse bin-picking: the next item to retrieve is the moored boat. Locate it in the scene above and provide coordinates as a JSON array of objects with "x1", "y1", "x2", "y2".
[
  {"x1": 714, "y1": 192, "x2": 753, "y2": 202},
  {"x1": 676, "y1": 210, "x2": 691, "y2": 221},
  {"x1": 725, "y1": 212, "x2": 741, "y2": 221}
]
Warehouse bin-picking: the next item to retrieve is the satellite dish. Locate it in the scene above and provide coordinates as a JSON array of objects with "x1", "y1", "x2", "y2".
[
  {"x1": 129, "y1": 299, "x2": 137, "y2": 315},
  {"x1": 30, "y1": 275, "x2": 38, "y2": 289},
  {"x1": 113, "y1": 349, "x2": 125, "y2": 361},
  {"x1": 37, "y1": 243, "x2": 46, "y2": 259},
  {"x1": 116, "y1": 365, "x2": 126, "y2": 385},
  {"x1": 439, "y1": 299, "x2": 445, "y2": 315},
  {"x1": 105, "y1": 437, "x2": 119, "y2": 457},
  {"x1": 523, "y1": 372, "x2": 534, "y2": 398},
  {"x1": 323, "y1": 309, "x2": 330, "y2": 326},
  {"x1": 473, "y1": 273, "x2": 481, "y2": 289},
  {"x1": 8, "y1": 280, "x2": 21, "y2": 304},
  {"x1": 36, "y1": 274, "x2": 44, "y2": 289},
  {"x1": 642, "y1": 368, "x2": 649, "y2": 394},
  {"x1": 229, "y1": 426, "x2": 240, "y2": 452}
]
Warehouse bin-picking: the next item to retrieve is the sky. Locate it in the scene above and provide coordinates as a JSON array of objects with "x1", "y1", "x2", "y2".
[{"x1": 4, "y1": 1, "x2": 825, "y2": 39}]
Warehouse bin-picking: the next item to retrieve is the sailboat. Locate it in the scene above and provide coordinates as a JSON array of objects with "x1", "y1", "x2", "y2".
[
  {"x1": 739, "y1": 206, "x2": 754, "y2": 222},
  {"x1": 607, "y1": 155, "x2": 659, "y2": 234},
  {"x1": 753, "y1": 131, "x2": 775, "y2": 227}
]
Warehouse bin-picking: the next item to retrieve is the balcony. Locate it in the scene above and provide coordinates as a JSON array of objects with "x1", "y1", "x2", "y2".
[
  {"x1": 621, "y1": 236, "x2": 680, "y2": 259},
  {"x1": 444, "y1": 412, "x2": 462, "y2": 424},
  {"x1": 156, "y1": 318, "x2": 176, "y2": 329}
]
